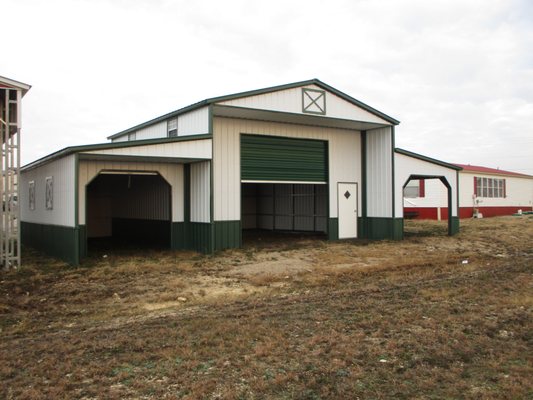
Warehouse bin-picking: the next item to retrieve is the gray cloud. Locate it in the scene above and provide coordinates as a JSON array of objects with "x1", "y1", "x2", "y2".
[{"x1": 3, "y1": 0, "x2": 532, "y2": 173}]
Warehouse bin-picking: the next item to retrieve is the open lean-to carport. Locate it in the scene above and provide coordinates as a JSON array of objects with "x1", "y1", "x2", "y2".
[
  {"x1": 86, "y1": 172, "x2": 171, "y2": 252},
  {"x1": 403, "y1": 175, "x2": 454, "y2": 234},
  {"x1": 240, "y1": 134, "x2": 329, "y2": 241},
  {"x1": 77, "y1": 156, "x2": 190, "y2": 259},
  {"x1": 395, "y1": 148, "x2": 462, "y2": 236}
]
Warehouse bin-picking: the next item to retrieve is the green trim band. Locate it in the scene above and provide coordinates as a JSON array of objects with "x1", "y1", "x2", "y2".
[
  {"x1": 23, "y1": 134, "x2": 213, "y2": 171},
  {"x1": 21, "y1": 222, "x2": 81, "y2": 265},
  {"x1": 328, "y1": 218, "x2": 338, "y2": 240},
  {"x1": 109, "y1": 78, "x2": 399, "y2": 140},
  {"x1": 214, "y1": 221, "x2": 241, "y2": 251},
  {"x1": 395, "y1": 148, "x2": 462, "y2": 171},
  {"x1": 362, "y1": 217, "x2": 403, "y2": 240}
]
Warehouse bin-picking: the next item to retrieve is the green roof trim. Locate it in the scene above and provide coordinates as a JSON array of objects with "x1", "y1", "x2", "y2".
[
  {"x1": 107, "y1": 79, "x2": 400, "y2": 140},
  {"x1": 22, "y1": 134, "x2": 212, "y2": 171},
  {"x1": 395, "y1": 148, "x2": 462, "y2": 171}
]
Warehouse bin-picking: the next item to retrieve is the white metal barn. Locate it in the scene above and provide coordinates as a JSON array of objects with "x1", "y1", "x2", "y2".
[{"x1": 20, "y1": 79, "x2": 460, "y2": 265}]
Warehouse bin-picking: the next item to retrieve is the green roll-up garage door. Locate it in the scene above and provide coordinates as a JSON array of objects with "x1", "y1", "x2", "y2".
[{"x1": 241, "y1": 134, "x2": 328, "y2": 182}]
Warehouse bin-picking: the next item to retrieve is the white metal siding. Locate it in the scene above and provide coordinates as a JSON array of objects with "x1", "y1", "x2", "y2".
[
  {"x1": 217, "y1": 84, "x2": 390, "y2": 125},
  {"x1": 178, "y1": 106, "x2": 210, "y2": 136},
  {"x1": 111, "y1": 107, "x2": 210, "y2": 142},
  {"x1": 84, "y1": 138, "x2": 212, "y2": 159},
  {"x1": 213, "y1": 117, "x2": 361, "y2": 221},
  {"x1": 403, "y1": 179, "x2": 448, "y2": 208},
  {"x1": 78, "y1": 160, "x2": 184, "y2": 224},
  {"x1": 20, "y1": 155, "x2": 76, "y2": 227},
  {"x1": 394, "y1": 153, "x2": 458, "y2": 217},
  {"x1": 366, "y1": 127, "x2": 393, "y2": 218},
  {"x1": 190, "y1": 161, "x2": 211, "y2": 223},
  {"x1": 111, "y1": 135, "x2": 128, "y2": 143},
  {"x1": 133, "y1": 121, "x2": 167, "y2": 141}
]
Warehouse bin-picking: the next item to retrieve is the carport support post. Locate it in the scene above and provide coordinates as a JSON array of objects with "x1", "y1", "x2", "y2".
[
  {"x1": 439, "y1": 177, "x2": 459, "y2": 236},
  {"x1": 74, "y1": 153, "x2": 83, "y2": 264},
  {"x1": 171, "y1": 164, "x2": 190, "y2": 251},
  {"x1": 360, "y1": 131, "x2": 367, "y2": 239},
  {"x1": 184, "y1": 164, "x2": 191, "y2": 248}
]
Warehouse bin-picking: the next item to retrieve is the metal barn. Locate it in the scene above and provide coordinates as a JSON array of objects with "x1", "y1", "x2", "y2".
[{"x1": 20, "y1": 79, "x2": 460, "y2": 265}]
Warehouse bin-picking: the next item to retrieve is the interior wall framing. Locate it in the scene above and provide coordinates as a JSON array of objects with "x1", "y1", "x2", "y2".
[
  {"x1": 78, "y1": 160, "x2": 184, "y2": 225},
  {"x1": 242, "y1": 183, "x2": 328, "y2": 233},
  {"x1": 86, "y1": 173, "x2": 171, "y2": 240}
]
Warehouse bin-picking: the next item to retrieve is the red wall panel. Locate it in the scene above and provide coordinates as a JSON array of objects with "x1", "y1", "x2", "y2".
[{"x1": 404, "y1": 206, "x2": 532, "y2": 220}]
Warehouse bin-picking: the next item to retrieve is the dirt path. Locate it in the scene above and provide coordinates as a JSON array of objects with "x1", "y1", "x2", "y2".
[{"x1": 1, "y1": 216, "x2": 532, "y2": 399}]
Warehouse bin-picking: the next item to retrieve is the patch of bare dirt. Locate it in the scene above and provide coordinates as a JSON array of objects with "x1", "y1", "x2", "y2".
[{"x1": 0, "y1": 216, "x2": 532, "y2": 399}]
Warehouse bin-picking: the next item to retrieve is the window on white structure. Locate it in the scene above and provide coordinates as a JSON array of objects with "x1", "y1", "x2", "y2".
[
  {"x1": 403, "y1": 179, "x2": 425, "y2": 198},
  {"x1": 167, "y1": 119, "x2": 177, "y2": 137},
  {"x1": 474, "y1": 177, "x2": 505, "y2": 198},
  {"x1": 128, "y1": 132, "x2": 136, "y2": 141}
]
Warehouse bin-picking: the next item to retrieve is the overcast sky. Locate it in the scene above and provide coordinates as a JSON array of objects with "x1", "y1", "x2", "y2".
[{"x1": 3, "y1": 0, "x2": 532, "y2": 173}]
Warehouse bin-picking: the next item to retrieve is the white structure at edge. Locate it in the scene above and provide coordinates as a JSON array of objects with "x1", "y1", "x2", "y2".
[
  {"x1": 403, "y1": 163, "x2": 533, "y2": 219},
  {"x1": 0, "y1": 75, "x2": 31, "y2": 270}
]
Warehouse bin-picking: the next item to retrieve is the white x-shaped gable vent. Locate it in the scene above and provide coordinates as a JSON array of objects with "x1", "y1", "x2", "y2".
[{"x1": 302, "y1": 88, "x2": 326, "y2": 115}]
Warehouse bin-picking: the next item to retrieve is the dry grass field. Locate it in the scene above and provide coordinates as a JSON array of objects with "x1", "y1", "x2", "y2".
[{"x1": 1, "y1": 216, "x2": 532, "y2": 399}]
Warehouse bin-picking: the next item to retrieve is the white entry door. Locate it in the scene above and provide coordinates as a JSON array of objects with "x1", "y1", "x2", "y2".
[{"x1": 338, "y1": 183, "x2": 358, "y2": 239}]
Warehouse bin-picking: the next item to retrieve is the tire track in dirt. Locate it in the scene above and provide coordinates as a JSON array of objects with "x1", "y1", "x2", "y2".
[{"x1": 2, "y1": 258, "x2": 528, "y2": 344}]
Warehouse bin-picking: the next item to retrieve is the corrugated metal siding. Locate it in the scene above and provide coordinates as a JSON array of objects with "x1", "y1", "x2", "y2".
[
  {"x1": 241, "y1": 184, "x2": 258, "y2": 229},
  {"x1": 366, "y1": 127, "x2": 393, "y2": 218},
  {"x1": 213, "y1": 117, "x2": 361, "y2": 221},
  {"x1": 241, "y1": 134, "x2": 327, "y2": 182},
  {"x1": 241, "y1": 183, "x2": 327, "y2": 232},
  {"x1": 217, "y1": 84, "x2": 390, "y2": 125},
  {"x1": 86, "y1": 190, "x2": 112, "y2": 237},
  {"x1": 20, "y1": 155, "x2": 76, "y2": 227},
  {"x1": 133, "y1": 121, "x2": 166, "y2": 141},
  {"x1": 84, "y1": 138, "x2": 212, "y2": 159},
  {"x1": 178, "y1": 106, "x2": 210, "y2": 136},
  {"x1": 274, "y1": 184, "x2": 292, "y2": 230},
  {"x1": 113, "y1": 175, "x2": 170, "y2": 220},
  {"x1": 190, "y1": 161, "x2": 211, "y2": 223},
  {"x1": 79, "y1": 160, "x2": 184, "y2": 224},
  {"x1": 394, "y1": 153, "x2": 458, "y2": 217},
  {"x1": 86, "y1": 174, "x2": 170, "y2": 238},
  {"x1": 111, "y1": 135, "x2": 128, "y2": 143},
  {"x1": 111, "y1": 107, "x2": 210, "y2": 142}
]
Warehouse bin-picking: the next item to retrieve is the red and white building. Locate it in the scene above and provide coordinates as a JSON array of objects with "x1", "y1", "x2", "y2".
[{"x1": 404, "y1": 164, "x2": 533, "y2": 219}]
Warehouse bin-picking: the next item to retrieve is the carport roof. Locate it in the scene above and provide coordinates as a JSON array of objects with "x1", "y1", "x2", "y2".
[
  {"x1": 395, "y1": 148, "x2": 462, "y2": 171},
  {"x1": 22, "y1": 134, "x2": 212, "y2": 171},
  {"x1": 107, "y1": 79, "x2": 400, "y2": 140}
]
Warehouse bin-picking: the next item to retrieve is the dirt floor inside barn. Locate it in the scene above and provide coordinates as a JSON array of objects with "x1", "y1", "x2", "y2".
[{"x1": 1, "y1": 216, "x2": 532, "y2": 399}]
